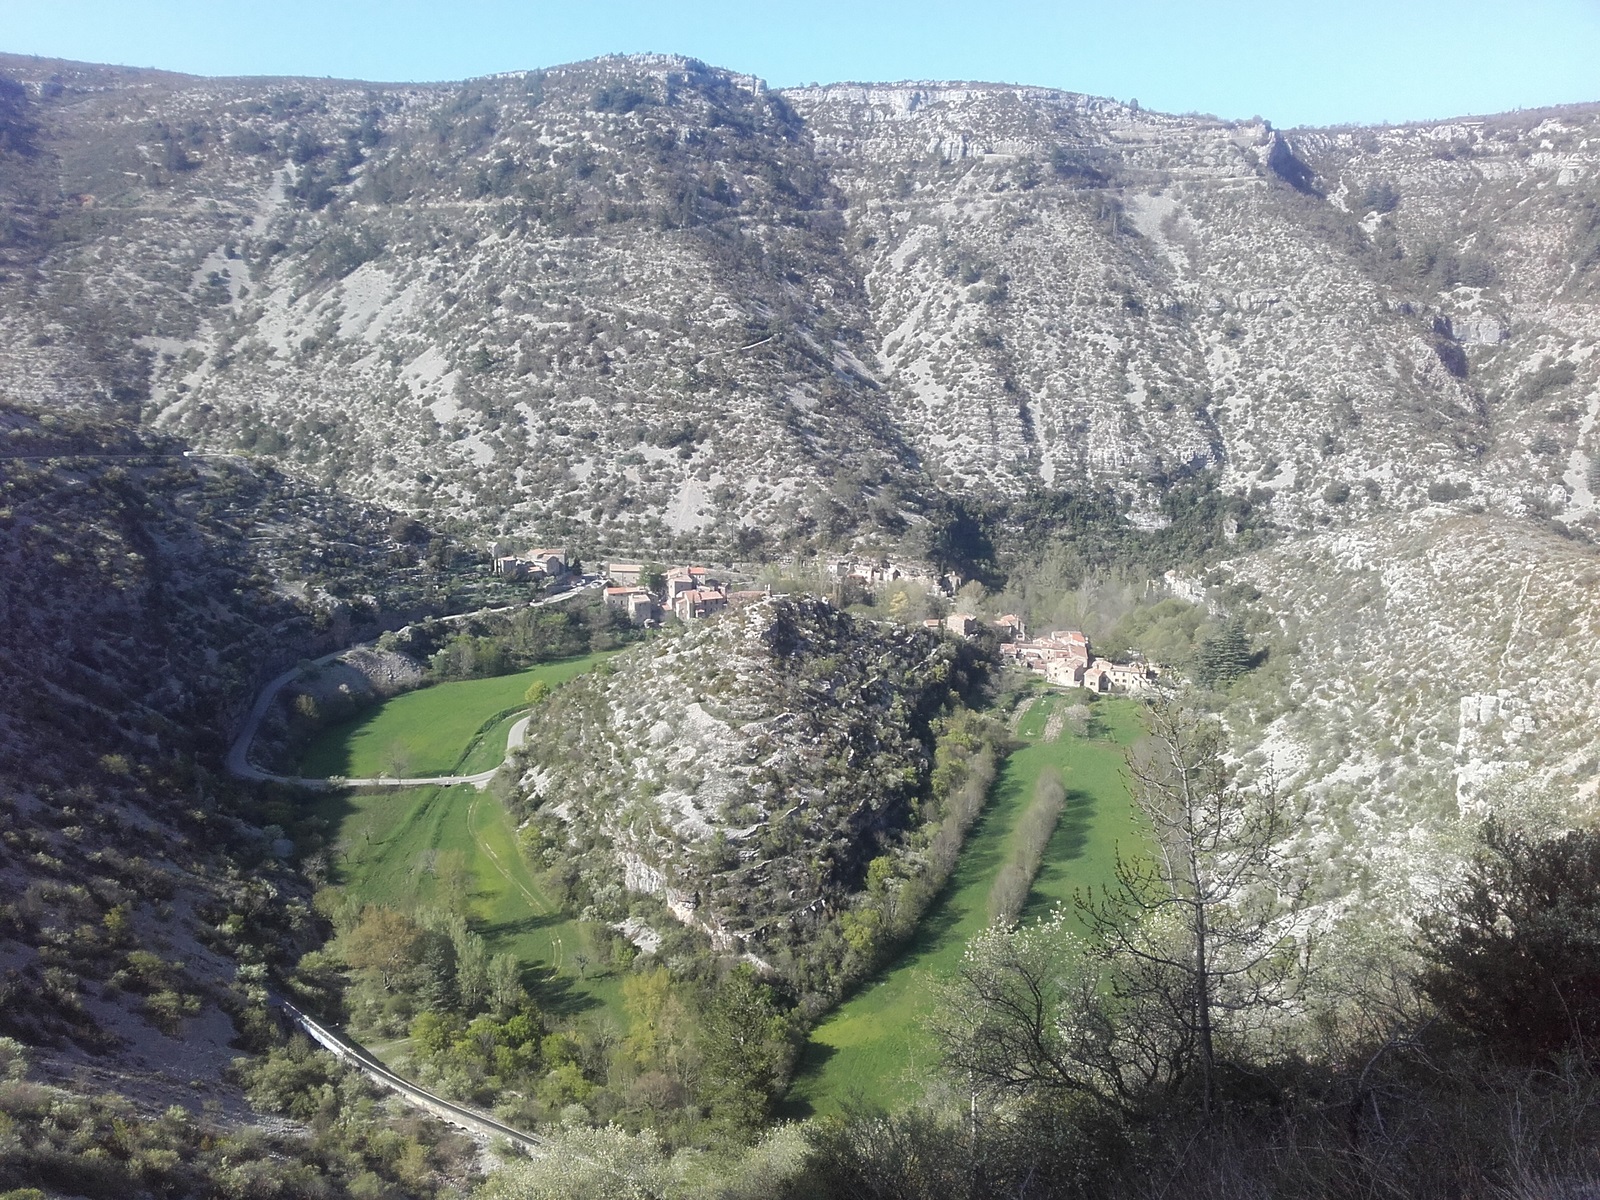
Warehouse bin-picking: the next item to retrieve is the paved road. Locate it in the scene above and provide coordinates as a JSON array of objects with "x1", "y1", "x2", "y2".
[
  {"x1": 280, "y1": 1000, "x2": 546, "y2": 1155},
  {"x1": 225, "y1": 585, "x2": 595, "y2": 790}
]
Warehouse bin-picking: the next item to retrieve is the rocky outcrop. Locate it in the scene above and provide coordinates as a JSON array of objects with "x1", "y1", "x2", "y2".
[{"x1": 509, "y1": 597, "x2": 988, "y2": 973}]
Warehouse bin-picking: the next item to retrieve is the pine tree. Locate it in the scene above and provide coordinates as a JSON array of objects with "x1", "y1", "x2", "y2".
[
  {"x1": 1191, "y1": 620, "x2": 1252, "y2": 688},
  {"x1": 1421, "y1": 821, "x2": 1600, "y2": 1063}
]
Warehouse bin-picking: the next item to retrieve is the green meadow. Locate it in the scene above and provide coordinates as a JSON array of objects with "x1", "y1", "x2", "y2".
[
  {"x1": 313, "y1": 782, "x2": 625, "y2": 1021},
  {"x1": 303, "y1": 652, "x2": 1148, "y2": 1082},
  {"x1": 299, "y1": 651, "x2": 614, "y2": 779},
  {"x1": 306, "y1": 652, "x2": 627, "y2": 1024},
  {"x1": 783, "y1": 692, "x2": 1147, "y2": 1114}
]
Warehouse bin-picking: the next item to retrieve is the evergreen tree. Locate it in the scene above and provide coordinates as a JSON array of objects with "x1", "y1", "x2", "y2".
[
  {"x1": 417, "y1": 929, "x2": 458, "y2": 1013},
  {"x1": 697, "y1": 967, "x2": 796, "y2": 1132},
  {"x1": 1421, "y1": 821, "x2": 1600, "y2": 1064},
  {"x1": 1191, "y1": 620, "x2": 1252, "y2": 688}
]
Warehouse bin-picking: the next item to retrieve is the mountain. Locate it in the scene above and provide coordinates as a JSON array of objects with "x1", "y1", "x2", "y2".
[
  {"x1": 1197, "y1": 507, "x2": 1600, "y2": 929},
  {"x1": 2, "y1": 52, "x2": 1596, "y2": 556},
  {"x1": 2, "y1": 47, "x2": 1600, "y2": 1188}
]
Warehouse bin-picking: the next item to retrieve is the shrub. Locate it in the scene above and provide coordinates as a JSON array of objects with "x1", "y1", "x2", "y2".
[
  {"x1": 1360, "y1": 178, "x2": 1401, "y2": 213},
  {"x1": 1421, "y1": 821, "x2": 1600, "y2": 1064}
]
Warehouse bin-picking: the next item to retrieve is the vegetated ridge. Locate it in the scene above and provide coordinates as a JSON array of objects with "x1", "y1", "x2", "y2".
[{"x1": 511, "y1": 595, "x2": 993, "y2": 1004}]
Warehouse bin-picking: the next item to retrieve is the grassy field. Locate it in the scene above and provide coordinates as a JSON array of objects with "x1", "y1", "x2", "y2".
[
  {"x1": 314, "y1": 783, "x2": 626, "y2": 1020},
  {"x1": 308, "y1": 651, "x2": 628, "y2": 1026},
  {"x1": 782, "y1": 692, "x2": 1147, "y2": 1115},
  {"x1": 299, "y1": 651, "x2": 614, "y2": 779},
  {"x1": 457, "y1": 710, "x2": 526, "y2": 777}
]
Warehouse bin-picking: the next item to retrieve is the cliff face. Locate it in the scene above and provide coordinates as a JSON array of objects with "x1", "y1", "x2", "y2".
[{"x1": 2, "y1": 53, "x2": 1595, "y2": 553}]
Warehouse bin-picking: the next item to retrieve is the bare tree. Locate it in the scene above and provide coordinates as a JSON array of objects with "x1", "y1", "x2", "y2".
[
  {"x1": 1082, "y1": 685, "x2": 1309, "y2": 1114},
  {"x1": 938, "y1": 688, "x2": 1309, "y2": 1119},
  {"x1": 936, "y1": 913, "x2": 1191, "y2": 1115}
]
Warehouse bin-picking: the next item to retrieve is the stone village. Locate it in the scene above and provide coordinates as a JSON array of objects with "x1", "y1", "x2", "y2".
[{"x1": 488, "y1": 548, "x2": 1160, "y2": 693}]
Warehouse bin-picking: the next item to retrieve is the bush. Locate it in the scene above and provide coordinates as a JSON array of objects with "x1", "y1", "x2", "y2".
[
  {"x1": 238, "y1": 1037, "x2": 342, "y2": 1118},
  {"x1": 1360, "y1": 178, "x2": 1401, "y2": 214},
  {"x1": 1421, "y1": 821, "x2": 1600, "y2": 1064},
  {"x1": 0, "y1": 1036, "x2": 28, "y2": 1081}
]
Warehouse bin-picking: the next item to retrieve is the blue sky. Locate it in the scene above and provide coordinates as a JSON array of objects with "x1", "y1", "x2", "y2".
[{"x1": 1, "y1": 1, "x2": 1596, "y2": 128}]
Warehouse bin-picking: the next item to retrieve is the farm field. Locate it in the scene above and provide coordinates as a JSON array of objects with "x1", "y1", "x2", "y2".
[
  {"x1": 299, "y1": 651, "x2": 615, "y2": 779},
  {"x1": 783, "y1": 692, "x2": 1147, "y2": 1114}
]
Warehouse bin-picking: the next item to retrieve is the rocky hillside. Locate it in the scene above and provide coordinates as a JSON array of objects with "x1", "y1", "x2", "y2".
[
  {"x1": 509, "y1": 597, "x2": 989, "y2": 985},
  {"x1": 0, "y1": 395, "x2": 493, "y2": 1106},
  {"x1": 791, "y1": 84, "x2": 1600, "y2": 532},
  {"x1": 2, "y1": 52, "x2": 1596, "y2": 555},
  {"x1": 0, "y1": 54, "x2": 919, "y2": 557},
  {"x1": 1198, "y1": 507, "x2": 1600, "y2": 929},
  {"x1": 1, "y1": 43, "x2": 1598, "y2": 1113}
]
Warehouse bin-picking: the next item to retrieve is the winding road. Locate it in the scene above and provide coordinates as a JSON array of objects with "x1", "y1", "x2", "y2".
[
  {"x1": 236, "y1": 593, "x2": 624, "y2": 1163},
  {"x1": 279, "y1": 999, "x2": 546, "y2": 1155},
  {"x1": 225, "y1": 585, "x2": 595, "y2": 790}
]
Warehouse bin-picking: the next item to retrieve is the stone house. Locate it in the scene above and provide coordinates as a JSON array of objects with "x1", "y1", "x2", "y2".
[
  {"x1": 946, "y1": 613, "x2": 981, "y2": 637},
  {"x1": 994, "y1": 613, "x2": 1027, "y2": 642},
  {"x1": 606, "y1": 562, "x2": 645, "y2": 586},
  {"x1": 626, "y1": 591, "x2": 657, "y2": 624},
  {"x1": 1045, "y1": 659, "x2": 1087, "y2": 687},
  {"x1": 527, "y1": 548, "x2": 567, "y2": 576},
  {"x1": 1105, "y1": 661, "x2": 1156, "y2": 691},
  {"x1": 495, "y1": 547, "x2": 568, "y2": 579},
  {"x1": 605, "y1": 586, "x2": 658, "y2": 625},
  {"x1": 673, "y1": 588, "x2": 728, "y2": 621},
  {"x1": 665, "y1": 567, "x2": 721, "y2": 603}
]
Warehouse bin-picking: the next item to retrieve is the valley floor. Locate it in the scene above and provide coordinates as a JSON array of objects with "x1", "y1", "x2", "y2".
[
  {"x1": 783, "y1": 693, "x2": 1146, "y2": 1113},
  {"x1": 312, "y1": 782, "x2": 627, "y2": 1030},
  {"x1": 304, "y1": 656, "x2": 632, "y2": 1038},
  {"x1": 300, "y1": 665, "x2": 1148, "y2": 1106},
  {"x1": 300, "y1": 652, "x2": 617, "y2": 779}
]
